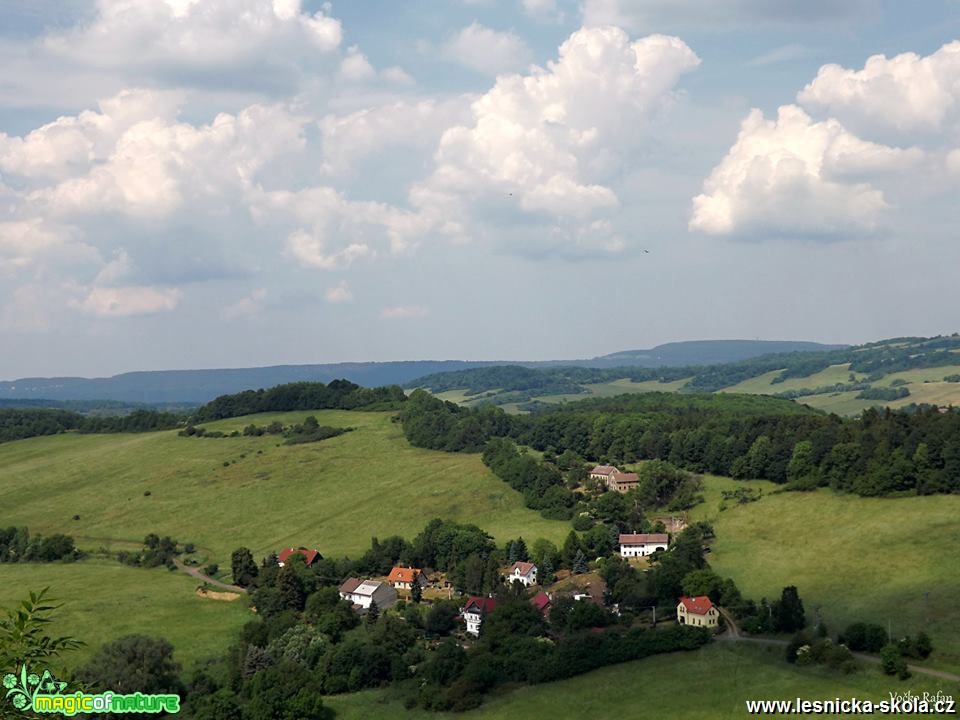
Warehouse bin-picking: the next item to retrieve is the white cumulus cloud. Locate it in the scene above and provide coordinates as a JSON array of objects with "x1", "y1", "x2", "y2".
[
  {"x1": 798, "y1": 41, "x2": 960, "y2": 137},
  {"x1": 325, "y1": 280, "x2": 352, "y2": 303},
  {"x1": 442, "y1": 23, "x2": 534, "y2": 76},
  {"x1": 690, "y1": 105, "x2": 920, "y2": 239},
  {"x1": 76, "y1": 285, "x2": 182, "y2": 317}
]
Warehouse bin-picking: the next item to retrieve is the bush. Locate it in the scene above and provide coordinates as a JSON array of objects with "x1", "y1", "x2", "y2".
[
  {"x1": 204, "y1": 563, "x2": 219, "y2": 576},
  {"x1": 880, "y1": 644, "x2": 910, "y2": 679}
]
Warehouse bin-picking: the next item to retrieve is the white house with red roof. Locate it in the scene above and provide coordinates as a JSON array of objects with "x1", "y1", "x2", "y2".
[
  {"x1": 677, "y1": 595, "x2": 719, "y2": 628},
  {"x1": 462, "y1": 596, "x2": 497, "y2": 636},
  {"x1": 508, "y1": 561, "x2": 538, "y2": 587},
  {"x1": 619, "y1": 533, "x2": 669, "y2": 558},
  {"x1": 277, "y1": 547, "x2": 322, "y2": 567},
  {"x1": 387, "y1": 566, "x2": 427, "y2": 591}
]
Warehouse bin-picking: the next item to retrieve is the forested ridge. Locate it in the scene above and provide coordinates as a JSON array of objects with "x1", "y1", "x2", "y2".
[
  {"x1": 408, "y1": 334, "x2": 960, "y2": 401},
  {"x1": 400, "y1": 390, "x2": 960, "y2": 498}
]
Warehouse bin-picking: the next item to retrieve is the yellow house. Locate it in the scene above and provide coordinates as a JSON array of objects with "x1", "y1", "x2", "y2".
[{"x1": 677, "y1": 596, "x2": 719, "y2": 628}]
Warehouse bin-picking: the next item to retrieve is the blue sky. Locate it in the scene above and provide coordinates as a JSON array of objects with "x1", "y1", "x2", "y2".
[{"x1": 1, "y1": 0, "x2": 959, "y2": 378}]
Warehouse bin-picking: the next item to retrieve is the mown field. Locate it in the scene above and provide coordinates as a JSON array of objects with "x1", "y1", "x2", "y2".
[
  {"x1": 707, "y1": 485, "x2": 960, "y2": 674},
  {"x1": 0, "y1": 410, "x2": 570, "y2": 566},
  {"x1": 0, "y1": 560, "x2": 250, "y2": 669},
  {"x1": 325, "y1": 642, "x2": 957, "y2": 720}
]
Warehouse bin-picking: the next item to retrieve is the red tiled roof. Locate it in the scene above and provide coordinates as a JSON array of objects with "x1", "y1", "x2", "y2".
[
  {"x1": 611, "y1": 472, "x2": 639, "y2": 483},
  {"x1": 509, "y1": 561, "x2": 537, "y2": 576},
  {"x1": 278, "y1": 547, "x2": 321, "y2": 566},
  {"x1": 463, "y1": 596, "x2": 497, "y2": 615},
  {"x1": 679, "y1": 595, "x2": 714, "y2": 615},
  {"x1": 619, "y1": 533, "x2": 669, "y2": 545},
  {"x1": 530, "y1": 591, "x2": 551, "y2": 613},
  {"x1": 387, "y1": 567, "x2": 422, "y2": 583},
  {"x1": 589, "y1": 465, "x2": 618, "y2": 475},
  {"x1": 339, "y1": 577, "x2": 363, "y2": 594}
]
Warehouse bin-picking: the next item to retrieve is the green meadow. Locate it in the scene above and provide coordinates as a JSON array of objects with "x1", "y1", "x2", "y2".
[
  {"x1": 0, "y1": 410, "x2": 569, "y2": 567},
  {"x1": 325, "y1": 642, "x2": 957, "y2": 720},
  {"x1": 707, "y1": 484, "x2": 960, "y2": 674},
  {"x1": 0, "y1": 560, "x2": 250, "y2": 669}
]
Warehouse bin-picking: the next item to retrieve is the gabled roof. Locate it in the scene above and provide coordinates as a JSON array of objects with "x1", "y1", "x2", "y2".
[
  {"x1": 463, "y1": 596, "x2": 497, "y2": 615},
  {"x1": 387, "y1": 566, "x2": 422, "y2": 583},
  {"x1": 589, "y1": 465, "x2": 618, "y2": 475},
  {"x1": 278, "y1": 547, "x2": 322, "y2": 566},
  {"x1": 354, "y1": 580, "x2": 384, "y2": 597},
  {"x1": 611, "y1": 472, "x2": 639, "y2": 483},
  {"x1": 679, "y1": 595, "x2": 715, "y2": 615},
  {"x1": 619, "y1": 533, "x2": 669, "y2": 545},
  {"x1": 509, "y1": 561, "x2": 537, "y2": 576},
  {"x1": 530, "y1": 591, "x2": 551, "y2": 613},
  {"x1": 339, "y1": 577, "x2": 363, "y2": 594}
]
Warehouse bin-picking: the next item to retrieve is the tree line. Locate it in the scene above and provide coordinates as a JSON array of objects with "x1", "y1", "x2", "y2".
[
  {"x1": 0, "y1": 407, "x2": 185, "y2": 444},
  {"x1": 399, "y1": 390, "x2": 960, "y2": 497}
]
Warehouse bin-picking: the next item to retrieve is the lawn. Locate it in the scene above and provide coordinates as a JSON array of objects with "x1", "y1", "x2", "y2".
[
  {"x1": 0, "y1": 410, "x2": 570, "y2": 567},
  {"x1": 0, "y1": 559, "x2": 251, "y2": 671},
  {"x1": 707, "y1": 486, "x2": 960, "y2": 673},
  {"x1": 324, "y1": 642, "x2": 957, "y2": 720}
]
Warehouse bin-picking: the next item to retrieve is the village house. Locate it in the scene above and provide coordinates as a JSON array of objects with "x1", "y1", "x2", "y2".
[
  {"x1": 588, "y1": 465, "x2": 618, "y2": 484},
  {"x1": 530, "y1": 591, "x2": 551, "y2": 620},
  {"x1": 676, "y1": 595, "x2": 719, "y2": 628},
  {"x1": 462, "y1": 596, "x2": 497, "y2": 636},
  {"x1": 338, "y1": 577, "x2": 397, "y2": 611},
  {"x1": 277, "y1": 547, "x2": 322, "y2": 567},
  {"x1": 508, "y1": 561, "x2": 538, "y2": 587},
  {"x1": 387, "y1": 566, "x2": 428, "y2": 591},
  {"x1": 619, "y1": 533, "x2": 669, "y2": 558},
  {"x1": 608, "y1": 471, "x2": 640, "y2": 493}
]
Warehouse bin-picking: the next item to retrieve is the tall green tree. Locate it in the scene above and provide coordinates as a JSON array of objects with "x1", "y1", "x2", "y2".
[
  {"x1": 231, "y1": 548, "x2": 259, "y2": 587},
  {"x1": 78, "y1": 635, "x2": 185, "y2": 696}
]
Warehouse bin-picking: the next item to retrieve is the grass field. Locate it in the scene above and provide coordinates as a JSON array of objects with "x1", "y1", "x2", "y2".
[
  {"x1": 0, "y1": 410, "x2": 569, "y2": 566},
  {"x1": 0, "y1": 560, "x2": 250, "y2": 669},
  {"x1": 707, "y1": 485, "x2": 960, "y2": 674},
  {"x1": 324, "y1": 642, "x2": 957, "y2": 720}
]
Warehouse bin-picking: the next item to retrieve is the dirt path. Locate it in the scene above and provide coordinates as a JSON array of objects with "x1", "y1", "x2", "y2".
[
  {"x1": 718, "y1": 608, "x2": 960, "y2": 683},
  {"x1": 174, "y1": 558, "x2": 246, "y2": 593}
]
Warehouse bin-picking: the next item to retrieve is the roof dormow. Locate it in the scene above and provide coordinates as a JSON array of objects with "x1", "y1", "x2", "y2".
[
  {"x1": 590, "y1": 465, "x2": 618, "y2": 475},
  {"x1": 619, "y1": 533, "x2": 669, "y2": 545},
  {"x1": 509, "y1": 561, "x2": 537, "y2": 576},
  {"x1": 278, "y1": 547, "x2": 321, "y2": 566},
  {"x1": 339, "y1": 577, "x2": 363, "y2": 594},
  {"x1": 679, "y1": 595, "x2": 715, "y2": 615},
  {"x1": 387, "y1": 567, "x2": 421, "y2": 583},
  {"x1": 530, "y1": 591, "x2": 551, "y2": 612},
  {"x1": 463, "y1": 596, "x2": 497, "y2": 615}
]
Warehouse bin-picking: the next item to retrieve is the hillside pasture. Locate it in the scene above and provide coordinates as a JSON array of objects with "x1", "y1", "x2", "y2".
[
  {"x1": 0, "y1": 410, "x2": 569, "y2": 566},
  {"x1": 708, "y1": 486, "x2": 960, "y2": 673},
  {"x1": 0, "y1": 560, "x2": 250, "y2": 669},
  {"x1": 325, "y1": 642, "x2": 957, "y2": 720}
]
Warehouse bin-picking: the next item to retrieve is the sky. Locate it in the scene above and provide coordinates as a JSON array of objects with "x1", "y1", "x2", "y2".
[{"x1": 1, "y1": 0, "x2": 959, "y2": 378}]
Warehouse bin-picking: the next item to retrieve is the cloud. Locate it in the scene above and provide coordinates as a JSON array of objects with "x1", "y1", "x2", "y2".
[
  {"x1": 690, "y1": 105, "x2": 921, "y2": 239},
  {"x1": 797, "y1": 41, "x2": 960, "y2": 137},
  {"x1": 581, "y1": 0, "x2": 876, "y2": 31},
  {"x1": 442, "y1": 22, "x2": 533, "y2": 76},
  {"x1": 746, "y1": 43, "x2": 817, "y2": 67},
  {"x1": 75, "y1": 285, "x2": 182, "y2": 317},
  {"x1": 222, "y1": 287, "x2": 267, "y2": 319},
  {"x1": 414, "y1": 26, "x2": 700, "y2": 252},
  {"x1": 325, "y1": 280, "x2": 352, "y2": 303},
  {"x1": 522, "y1": 0, "x2": 564, "y2": 22},
  {"x1": 41, "y1": 0, "x2": 343, "y2": 92},
  {"x1": 381, "y1": 305, "x2": 427, "y2": 319}
]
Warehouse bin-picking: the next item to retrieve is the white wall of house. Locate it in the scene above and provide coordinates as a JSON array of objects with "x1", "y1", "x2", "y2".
[
  {"x1": 620, "y1": 542, "x2": 667, "y2": 557},
  {"x1": 511, "y1": 568, "x2": 537, "y2": 586},
  {"x1": 464, "y1": 611, "x2": 482, "y2": 636}
]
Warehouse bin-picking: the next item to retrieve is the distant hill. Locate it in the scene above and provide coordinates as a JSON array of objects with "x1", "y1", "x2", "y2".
[
  {"x1": 593, "y1": 340, "x2": 848, "y2": 367},
  {"x1": 0, "y1": 340, "x2": 845, "y2": 404},
  {"x1": 410, "y1": 335, "x2": 960, "y2": 415}
]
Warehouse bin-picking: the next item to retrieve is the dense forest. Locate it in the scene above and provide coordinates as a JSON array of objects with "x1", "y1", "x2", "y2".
[
  {"x1": 0, "y1": 407, "x2": 184, "y2": 444},
  {"x1": 408, "y1": 334, "x2": 960, "y2": 401},
  {"x1": 190, "y1": 380, "x2": 406, "y2": 422},
  {"x1": 399, "y1": 390, "x2": 960, "y2": 498}
]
